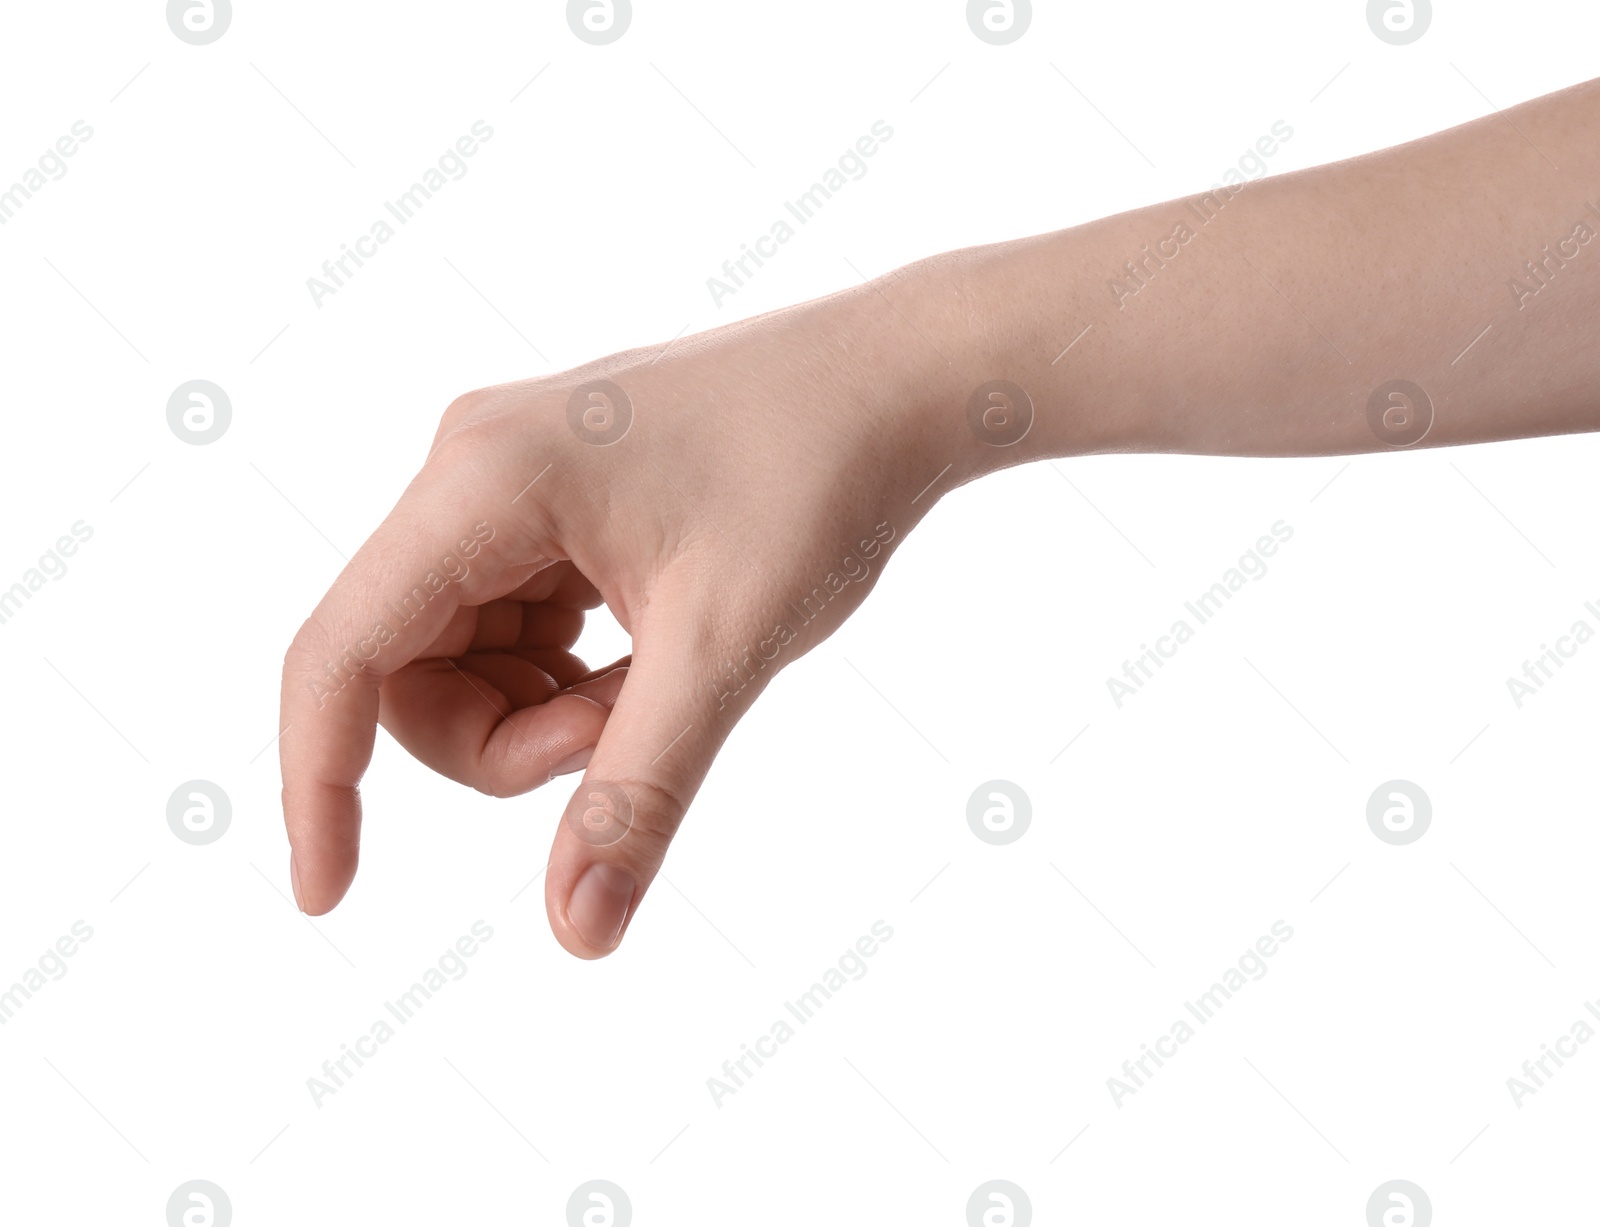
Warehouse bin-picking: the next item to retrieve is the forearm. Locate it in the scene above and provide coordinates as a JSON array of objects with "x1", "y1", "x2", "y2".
[{"x1": 878, "y1": 75, "x2": 1600, "y2": 477}]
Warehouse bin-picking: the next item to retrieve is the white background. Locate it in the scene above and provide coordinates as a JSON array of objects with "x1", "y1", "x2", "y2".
[{"x1": 2, "y1": 1, "x2": 1597, "y2": 1223}]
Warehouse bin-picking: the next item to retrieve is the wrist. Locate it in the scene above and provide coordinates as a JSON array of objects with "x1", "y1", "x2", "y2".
[{"x1": 856, "y1": 231, "x2": 1141, "y2": 501}]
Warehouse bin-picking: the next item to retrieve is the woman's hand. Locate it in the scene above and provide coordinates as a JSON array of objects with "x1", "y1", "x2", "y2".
[{"x1": 278, "y1": 278, "x2": 946, "y2": 958}]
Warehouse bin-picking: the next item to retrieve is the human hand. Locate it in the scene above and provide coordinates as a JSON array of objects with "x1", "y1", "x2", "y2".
[{"x1": 278, "y1": 280, "x2": 945, "y2": 958}]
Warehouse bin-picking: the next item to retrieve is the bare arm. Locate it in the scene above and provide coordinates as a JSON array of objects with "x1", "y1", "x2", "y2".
[
  {"x1": 281, "y1": 76, "x2": 1600, "y2": 957},
  {"x1": 884, "y1": 75, "x2": 1600, "y2": 471}
]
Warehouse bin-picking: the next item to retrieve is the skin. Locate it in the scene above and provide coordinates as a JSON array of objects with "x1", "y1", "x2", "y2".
[{"x1": 280, "y1": 76, "x2": 1600, "y2": 958}]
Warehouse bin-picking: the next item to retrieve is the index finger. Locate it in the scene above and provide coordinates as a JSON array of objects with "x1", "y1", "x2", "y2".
[{"x1": 278, "y1": 484, "x2": 533, "y2": 914}]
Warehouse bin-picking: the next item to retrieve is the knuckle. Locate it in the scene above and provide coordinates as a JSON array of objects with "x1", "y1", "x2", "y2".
[
  {"x1": 284, "y1": 619, "x2": 331, "y2": 674},
  {"x1": 612, "y1": 777, "x2": 692, "y2": 858},
  {"x1": 429, "y1": 387, "x2": 507, "y2": 459},
  {"x1": 439, "y1": 387, "x2": 490, "y2": 431}
]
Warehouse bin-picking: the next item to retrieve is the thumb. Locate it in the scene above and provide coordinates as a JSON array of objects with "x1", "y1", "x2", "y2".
[{"x1": 543, "y1": 613, "x2": 751, "y2": 959}]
